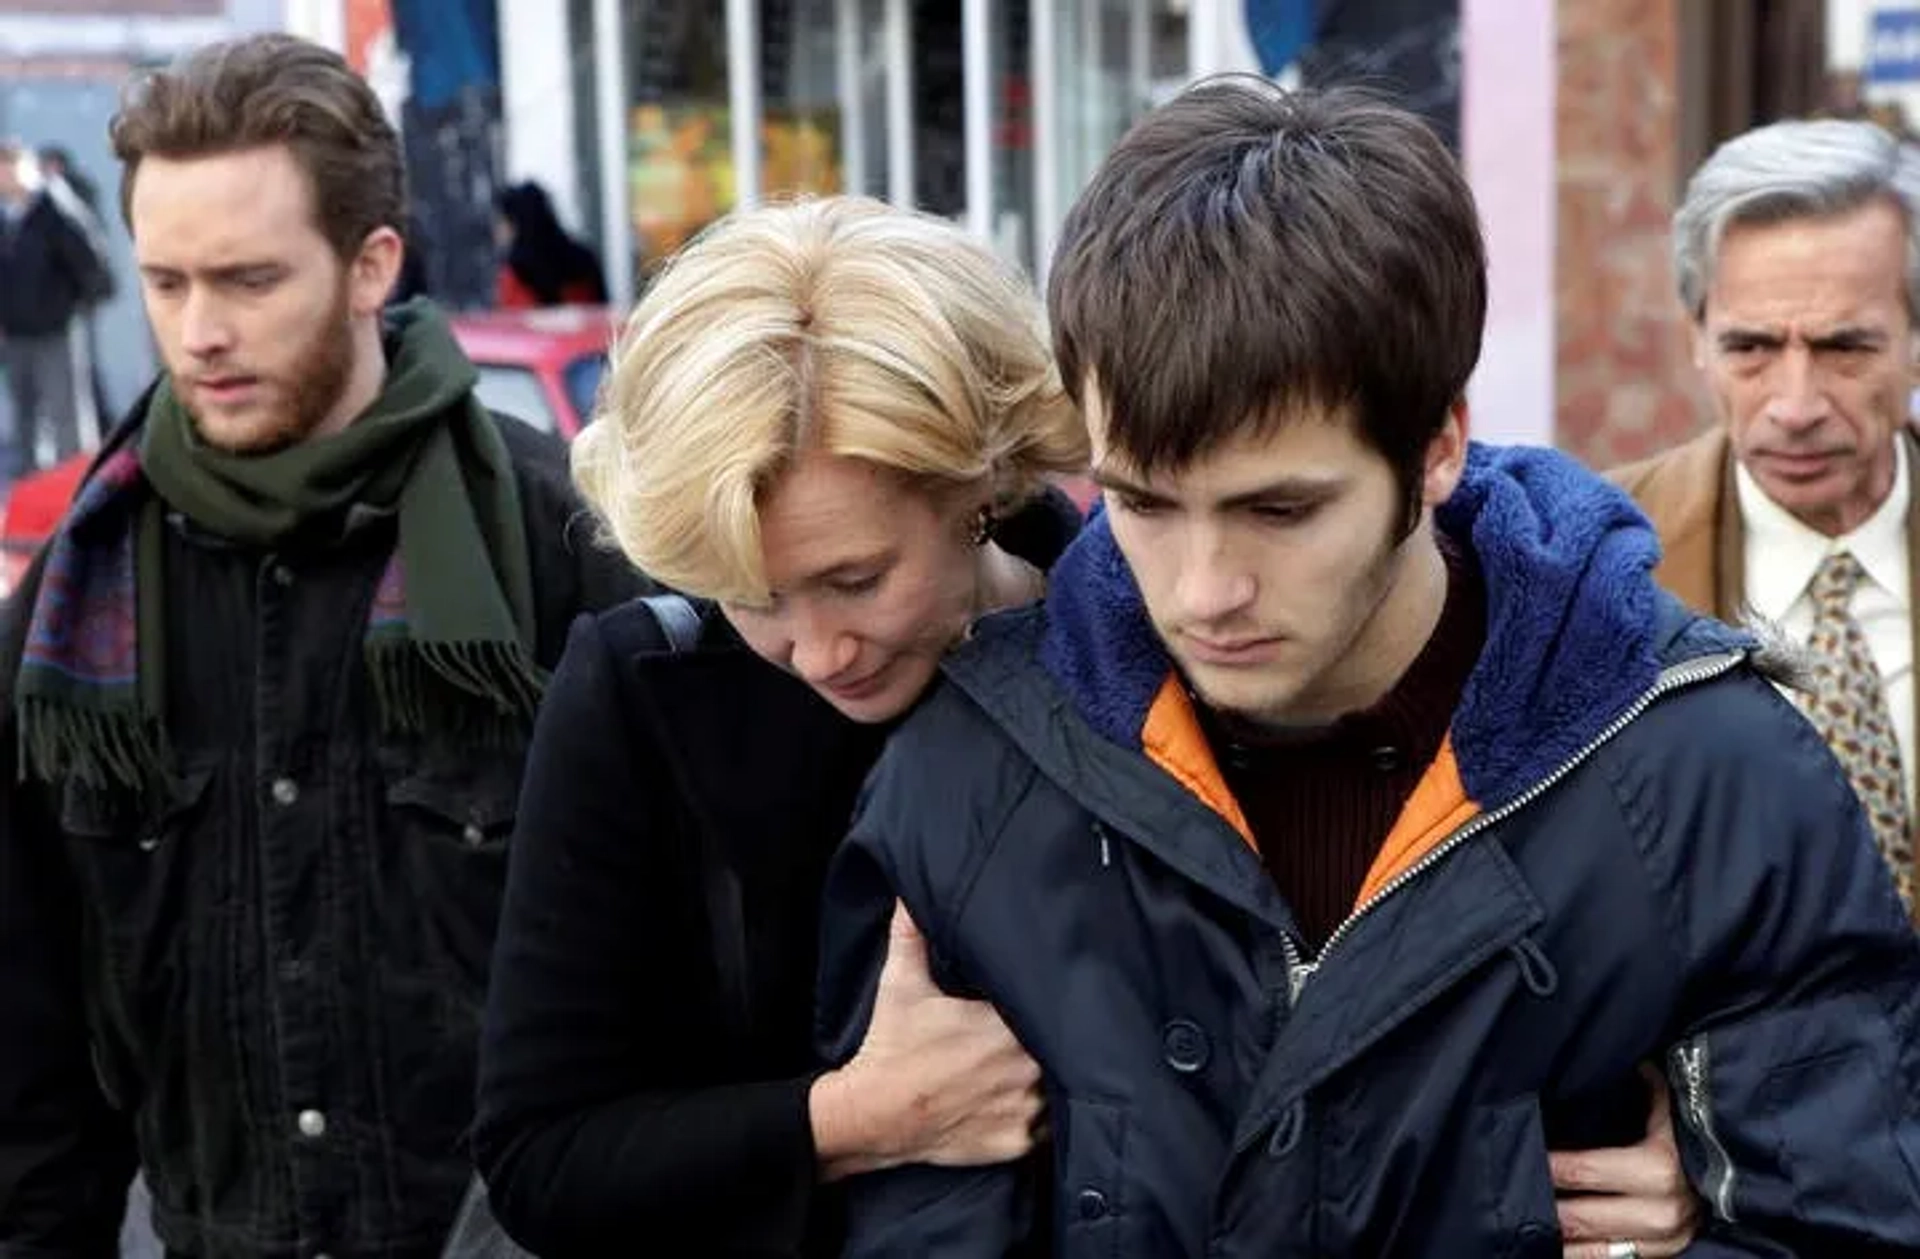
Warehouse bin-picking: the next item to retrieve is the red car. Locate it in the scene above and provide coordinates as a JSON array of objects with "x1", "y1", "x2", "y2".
[
  {"x1": 0, "y1": 306, "x2": 618, "y2": 595},
  {"x1": 452, "y1": 305, "x2": 617, "y2": 441}
]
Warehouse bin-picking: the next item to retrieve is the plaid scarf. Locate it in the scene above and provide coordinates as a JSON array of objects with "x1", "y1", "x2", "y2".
[{"x1": 15, "y1": 302, "x2": 544, "y2": 797}]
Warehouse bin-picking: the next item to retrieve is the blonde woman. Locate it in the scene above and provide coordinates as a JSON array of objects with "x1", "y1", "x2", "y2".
[
  {"x1": 473, "y1": 198, "x2": 1082, "y2": 1257},
  {"x1": 471, "y1": 197, "x2": 1698, "y2": 1257}
]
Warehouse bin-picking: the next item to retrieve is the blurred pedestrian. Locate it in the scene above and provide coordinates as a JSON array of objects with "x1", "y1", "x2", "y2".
[
  {"x1": 0, "y1": 139, "x2": 108, "y2": 475},
  {"x1": 38, "y1": 144, "x2": 116, "y2": 425},
  {"x1": 493, "y1": 180, "x2": 607, "y2": 309},
  {"x1": 38, "y1": 145, "x2": 103, "y2": 219}
]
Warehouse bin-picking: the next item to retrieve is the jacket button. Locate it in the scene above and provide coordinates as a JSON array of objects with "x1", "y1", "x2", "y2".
[
  {"x1": 270, "y1": 777, "x2": 299, "y2": 807},
  {"x1": 1369, "y1": 745, "x2": 1403, "y2": 772},
  {"x1": 295, "y1": 1108, "x2": 327, "y2": 1139},
  {"x1": 462, "y1": 823, "x2": 486, "y2": 847},
  {"x1": 1076, "y1": 1187, "x2": 1110, "y2": 1221},
  {"x1": 138, "y1": 835, "x2": 160, "y2": 853},
  {"x1": 270, "y1": 563, "x2": 294, "y2": 588},
  {"x1": 1162, "y1": 1018, "x2": 1211, "y2": 1074}
]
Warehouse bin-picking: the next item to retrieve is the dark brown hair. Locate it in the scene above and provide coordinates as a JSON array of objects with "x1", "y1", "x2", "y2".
[
  {"x1": 1048, "y1": 77, "x2": 1486, "y2": 519},
  {"x1": 109, "y1": 33, "x2": 405, "y2": 259}
]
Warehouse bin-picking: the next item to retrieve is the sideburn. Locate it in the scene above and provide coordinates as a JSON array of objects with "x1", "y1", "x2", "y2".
[
  {"x1": 1392, "y1": 457, "x2": 1427, "y2": 544},
  {"x1": 283, "y1": 280, "x2": 358, "y2": 448}
]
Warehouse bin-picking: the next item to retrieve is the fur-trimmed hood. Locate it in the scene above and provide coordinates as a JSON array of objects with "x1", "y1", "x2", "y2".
[{"x1": 1039, "y1": 441, "x2": 1755, "y2": 812}]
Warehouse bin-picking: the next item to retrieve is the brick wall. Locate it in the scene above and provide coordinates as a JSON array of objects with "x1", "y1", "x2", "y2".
[{"x1": 1554, "y1": 0, "x2": 1709, "y2": 469}]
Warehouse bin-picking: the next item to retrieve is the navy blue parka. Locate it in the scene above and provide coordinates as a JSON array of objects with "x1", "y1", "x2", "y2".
[{"x1": 820, "y1": 444, "x2": 1920, "y2": 1257}]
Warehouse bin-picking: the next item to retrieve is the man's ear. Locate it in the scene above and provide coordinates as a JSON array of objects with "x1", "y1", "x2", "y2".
[
  {"x1": 1421, "y1": 398, "x2": 1471, "y2": 507},
  {"x1": 349, "y1": 224, "x2": 405, "y2": 316}
]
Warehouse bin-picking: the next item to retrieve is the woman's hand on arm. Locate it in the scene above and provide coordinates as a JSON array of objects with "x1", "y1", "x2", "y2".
[
  {"x1": 810, "y1": 901, "x2": 1044, "y2": 1181},
  {"x1": 1550, "y1": 1064, "x2": 1701, "y2": 1259}
]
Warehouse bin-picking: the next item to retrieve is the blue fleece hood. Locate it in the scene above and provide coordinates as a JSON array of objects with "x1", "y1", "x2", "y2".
[{"x1": 1040, "y1": 442, "x2": 1729, "y2": 808}]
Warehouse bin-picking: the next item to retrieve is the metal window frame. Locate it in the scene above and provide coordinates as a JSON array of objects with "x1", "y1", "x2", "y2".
[
  {"x1": 727, "y1": 0, "x2": 762, "y2": 206},
  {"x1": 591, "y1": 0, "x2": 632, "y2": 306},
  {"x1": 883, "y1": 0, "x2": 916, "y2": 205}
]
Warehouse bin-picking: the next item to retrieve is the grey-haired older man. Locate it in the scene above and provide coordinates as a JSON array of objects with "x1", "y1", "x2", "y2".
[{"x1": 1614, "y1": 118, "x2": 1920, "y2": 921}]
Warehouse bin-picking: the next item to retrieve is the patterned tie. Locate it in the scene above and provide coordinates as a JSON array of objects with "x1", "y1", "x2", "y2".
[{"x1": 1800, "y1": 550, "x2": 1915, "y2": 914}]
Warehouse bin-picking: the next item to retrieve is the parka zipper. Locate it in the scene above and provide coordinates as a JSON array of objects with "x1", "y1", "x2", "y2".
[
  {"x1": 1279, "y1": 650, "x2": 1749, "y2": 1003},
  {"x1": 1672, "y1": 1035, "x2": 1739, "y2": 1221}
]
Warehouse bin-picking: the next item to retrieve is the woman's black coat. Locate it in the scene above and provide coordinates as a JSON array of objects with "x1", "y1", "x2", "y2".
[{"x1": 473, "y1": 497, "x2": 1078, "y2": 1257}]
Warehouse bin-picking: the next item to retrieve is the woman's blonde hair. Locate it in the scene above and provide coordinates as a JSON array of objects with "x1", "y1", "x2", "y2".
[{"x1": 572, "y1": 196, "x2": 1088, "y2": 603}]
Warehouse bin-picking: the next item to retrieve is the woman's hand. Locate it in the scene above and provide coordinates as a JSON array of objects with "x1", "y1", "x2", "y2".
[
  {"x1": 1550, "y1": 1065, "x2": 1702, "y2": 1258},
  {"x1": 811, "y1": 901, "x2": 1044, "y2": 1180}
]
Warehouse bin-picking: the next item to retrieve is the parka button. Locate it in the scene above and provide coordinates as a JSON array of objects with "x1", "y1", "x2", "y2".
[
  {"x1": 462, "y1": 823, "x2": 486, "y2": 847},
  {"x1": 1369, "y1": 745, "x2": 1403, "y2": 772},
  {"x1": 1076, "y1": 1187, "x2": 1110, "y2": 1221},
  {"x1": 1162, "y1": 1019, "x2": 1211, "y2": 1074},
  {"x1": 295, "y1": 1108, "x2": 327, "y2": 1139},
  {"x1": 270, "y1": 777, "x2": 299, "y2": 807}
]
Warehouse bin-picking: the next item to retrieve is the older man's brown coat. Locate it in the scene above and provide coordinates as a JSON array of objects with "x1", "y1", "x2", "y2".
[{"x1": 1608, "y1": 423, "x2": 1920, "y2": 843}]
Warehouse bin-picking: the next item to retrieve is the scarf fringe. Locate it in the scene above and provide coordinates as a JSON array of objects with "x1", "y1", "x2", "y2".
[
  {"x1": 18, "y1": 697, "x2": 170, "y2": 797},
  {"x1": 368, "y1": 640, "x2": 547, "y2": 746}
]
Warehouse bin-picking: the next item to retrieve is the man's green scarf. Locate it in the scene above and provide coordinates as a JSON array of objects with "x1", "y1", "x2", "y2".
[{"x1": 16, "y1": 301, "x2": 545, "y2": 796}]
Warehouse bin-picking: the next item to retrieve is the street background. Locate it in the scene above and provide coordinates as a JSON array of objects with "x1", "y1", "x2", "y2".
[{"x1": 0, "y1": 0, "x2": 1902, "y2": 468}]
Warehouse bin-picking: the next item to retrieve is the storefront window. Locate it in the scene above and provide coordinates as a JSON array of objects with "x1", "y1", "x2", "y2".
[
  {"x1": 568, "y1": 0, "x2": 602, "y2": 248},
  {"x1": 761, "y1": 0, "x2": 845, "y2": 196},
  {"x1": 853, "y1": 0, "x2": 891, "y2": 198},
  {"x1": 913, "y1": 0, "x2": 967, "y2": 214},
  {"x1": 1027, "y1": 0, "x2": 1183, "y2": 279},
  {"x1": 624, "y1": 1, "x2": 732, "y2": 270},
  {"x1": 989, "y1": 0, "x2": 1036, "y2": 273},
  {"x1": 1047, "y1": 0, "x2": 1181, "y2": 231},
  {"x1": 605, "y1": 0, "x2": 1191, "y2": 285}
]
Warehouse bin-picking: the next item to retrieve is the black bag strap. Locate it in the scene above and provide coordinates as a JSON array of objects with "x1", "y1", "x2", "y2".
[
  {"x1": 641, "y1": 593, "x2": 703, "y2": 653},
  {"x1": 637, "y1": 591, "x2": 754, "y2": 1037}
]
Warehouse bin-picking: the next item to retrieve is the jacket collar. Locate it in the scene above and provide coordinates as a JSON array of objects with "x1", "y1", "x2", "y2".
[
  {"x1": 1737, "y1": 432, "x2": 1911, "y2": 622},
  {"x1": 1039, "y1": 442, "x2": 1736, "y2": 813},
  {"x1": 1719, "y1": 424, "x2": 1920, "y2": 816}
]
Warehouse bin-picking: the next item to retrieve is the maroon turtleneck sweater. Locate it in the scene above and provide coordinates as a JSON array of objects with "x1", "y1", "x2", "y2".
[{"x1": 1199, "y1": 539, "x2": 1487, "y2": 954}]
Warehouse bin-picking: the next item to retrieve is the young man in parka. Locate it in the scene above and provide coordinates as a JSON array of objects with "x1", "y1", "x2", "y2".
[{"x1": 818, "y1": 79, "x2": 1920, "y2": 1256}]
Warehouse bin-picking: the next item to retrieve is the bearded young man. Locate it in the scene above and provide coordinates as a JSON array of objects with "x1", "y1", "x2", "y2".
[
  {"x1": 0, "y1": 35, "x2": 645, "y2": 1258},
  {"x1": 817, "y1": 81, "x2": 1920, "y2": 1256}
]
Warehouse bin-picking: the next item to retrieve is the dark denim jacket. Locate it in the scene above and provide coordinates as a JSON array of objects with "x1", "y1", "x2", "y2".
[{"x1": 0, "y1": 414, "x2": 645, "y2": 1259}]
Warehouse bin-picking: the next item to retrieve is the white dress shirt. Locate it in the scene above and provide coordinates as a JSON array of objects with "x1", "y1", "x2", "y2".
[{"x1": 1738, "y1": 440, "x2": 1914, "y2": 811}]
